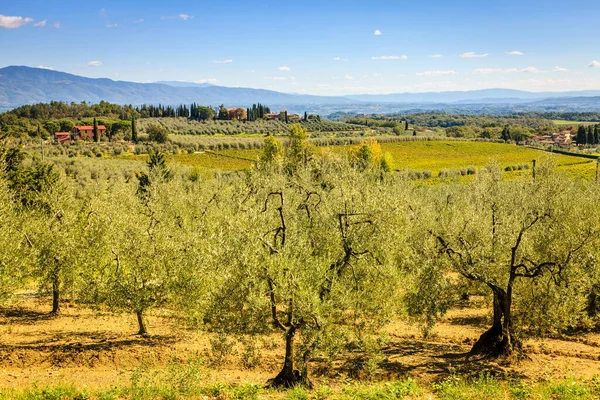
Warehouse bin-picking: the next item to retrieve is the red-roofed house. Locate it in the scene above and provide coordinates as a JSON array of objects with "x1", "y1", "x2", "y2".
[
  {"x1": 73, "y1": 125, "x2": 107, "y2": 140},
  {"x1": 54, "y1": 132, "x2": 71, "y2": 144}
]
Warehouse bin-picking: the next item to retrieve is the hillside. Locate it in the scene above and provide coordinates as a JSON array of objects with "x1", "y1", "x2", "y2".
[{"x1": 0, "y1": 66, "x2": 352, "y2": 111}]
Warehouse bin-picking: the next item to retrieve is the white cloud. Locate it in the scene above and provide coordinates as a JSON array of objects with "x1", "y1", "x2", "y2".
[
  {"x1": 506, "y1": 51, "x2": 524, "y2": 56},
  {"x1": 429, "y1": 54, "x2": 443, "y2": 58},
  {"x1": 87, "y1": 61, "x2": 102, "y2": 67},
  {"x1": 106, "y1": 23, "x2": 119, "y2": 28},
  {"x1": 0, "y1": 15, "x2": 34, "y2": 29},
  {"x1": 212, "y1": 59, "x2": 233, "y2": 64},
  {"x1": 371, "y1": 55, "x2": 408, "y2": 60},
  {"x1": 53, "y1": 22, "x2": 61, "y2": 28},
  {"x1": 473, "y1": 66, "x2": 543, "y2": 75},
  {"x1": 265, "y1": 77, "x2": 286, "y2": 81},
  {"x1": 344, "y1": 75, "x2": 354, "y2": 80},
  {"x1": 374, "y1": 29, "x2": 382, "y2": 36},
  {"x1": 34, "y1": 19, "x2": 47, "y2": 27},
  {"x1": 553, "y1": 66, "x2": 568, "y2": 72},
  {"x1": 161, "y1": 14, "x2": 194, "y2": 21},
  {"x1": 460, "y1": 52, "x2": 489, "y2": 59},
  {"x1": 333, "y1": 57, "x2": 347, "y2": 62},
  {"x1": 195, "y1": 78, "x2": 218, "y2": 84},
  {"x1": 589, "y1": 61, "x2": 600, "y2": 68},
  {"x1": 278, "y1": 66, "x2": 291, "y2": 71},
  {"x1": 37, "y1": 65, "x2": 54, "y2": 70},
  {"x1": 416, "y1": 70, "x2": 457, "y2": 77},
  {"x1": 521, "y1": 66, "x2": 543, "y2": 73},
  {"x1": 135, "y1": 19, "x2": 144, "y2": 23},
  {"x1": 99, "y1": 8, "x2": 107, "y2": 17}
]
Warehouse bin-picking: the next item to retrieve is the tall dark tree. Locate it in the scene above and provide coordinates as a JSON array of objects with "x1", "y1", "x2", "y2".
[
  {"x1": 577, "y1": 125, "x2": 587, "y2": 146},
  {"x1": 92, "y1": 118, "x2": 99, "y2": 143},
  {"x1": 218, "y1": 104, "x2": 229, "y2": 120},
  {"x1": 405, "y1": 120, "x2": 409, "y2": 130},
  {"x1": 131, "y1": 117, "x2": 137, "y2": 143},
  {"x1": 303, "y1": 111, "x2": 308, "y2": 122},
  {"x1": 501, "y1": 126, "x2": 511, "y2": 141},
  {"x1": 595, "y1": 125, "x2": 599, "y2": 146},
  {"x1": 587, "y1": 126, "x2": 595, "y2": 146}
]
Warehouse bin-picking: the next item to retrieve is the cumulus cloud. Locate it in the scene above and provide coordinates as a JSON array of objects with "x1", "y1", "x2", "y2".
[
  {"x1": 333, "y1": 57, "x2": 347, "y2": 62},
  {"x1": 344, "y1": 75, "x2": 354, "y2": 80},
  {"x1": 506, "y1": 51, "x2": 524, "y2": 56},
  {"x1": 53, "y1": 22, "x2": 61, "y2": 28},
  {"x1": 416, "y1": 70, "x2": 457, "y2": 77},
  {"x1": 521, "y1": 66, "x2": 543, "y2": 73},
  {"x1": 106, "y1": 23, "x2": 119, "y2": 28},
  {"x1": 34, "y1": 19, "x2": 47, "y2": 27},
  {"x1": 589, "y1": 61, "x2": 600, "y2": 68},
  {"x1": 473, "y1": 66, "x2": 543, "y2": 75},
  {"x1": 0, "y1": 15, "x2": 34, "y2": 29},
  {"x1": 374, "y1": 29, "x2": 382, "y2": 36},
  {"x1": 460, "y1": 52, "x2": 489, "y2": 59},
  {"x1": 553, "y1": 66, "x2": 568, "y2": 72},
  {"x1": 161, "y1": 14, "x2": 194, "y2": 21},
  {"x1": 195, "y1": 78, "x2": 218, "y2": 84},
  {"x1": 429, "y1": 54, "x2": 443, "y2": 58},
  {"x1": 87, "y1": 61, "x2": 102, "y2": 67},
  {"x1": 212, "y1": 59, "x2": 233, "y2": 64},
  {"x1": 37, "y1": 65, "x2": 54, "y2": 70},
  {"x1": 372, "y1": 55, "x2": 408, "y2": 60},
  {"x1": 278, "y1": 66, "x2": 291, "y2": 71}
]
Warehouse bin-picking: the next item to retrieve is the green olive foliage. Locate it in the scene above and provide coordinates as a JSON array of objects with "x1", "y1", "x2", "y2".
[{"x1": 1, "y1": 136, "x2": 600, "y2": 379}]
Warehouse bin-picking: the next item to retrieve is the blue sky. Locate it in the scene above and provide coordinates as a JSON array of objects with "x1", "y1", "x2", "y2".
[{"x1": 1, "y1": 0, "x2": 600, "y2": 95}]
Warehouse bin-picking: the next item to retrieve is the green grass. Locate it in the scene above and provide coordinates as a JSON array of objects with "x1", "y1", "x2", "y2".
[
  {"x1": 2, "y1": 376, "x2": 599, "y2": 400},
  {"x1": 552, "y1": 120, "x2": 596, "y2": 126}
]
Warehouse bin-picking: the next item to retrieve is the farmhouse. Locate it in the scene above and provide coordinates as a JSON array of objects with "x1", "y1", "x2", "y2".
[
  {"x1": 265, "y1": 111, "x2": 302, "y2": 122},
  {"x1": 54, "y1": 132, "x2": 71, "y2": 144},
  {"x1": 73, "y1": 125, "x2": 107, "y2": 140},
  {"x1": 531, "y1": 131, "x2": 572, "y2": 148}
]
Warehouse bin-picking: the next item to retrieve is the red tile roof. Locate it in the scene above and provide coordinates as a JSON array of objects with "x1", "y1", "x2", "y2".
[{"x1": 74, "y1": 125, "x2": 107, "y2": 130}]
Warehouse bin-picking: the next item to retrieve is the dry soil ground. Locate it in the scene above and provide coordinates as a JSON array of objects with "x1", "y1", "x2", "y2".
[{"x1": 1, "y1": 294, "x2": 599, "y2": 391}]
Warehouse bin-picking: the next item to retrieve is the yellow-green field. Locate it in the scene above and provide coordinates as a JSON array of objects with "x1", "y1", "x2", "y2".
[
  {"x1": 337, "y1": 141, "x2": 597, "y2": 179},
  {"x1": 114, "y1": 141, "x2": 597, "y2": 180},
  {"x1": 552, "y1": 119, "x2": 595, "y2": 126}
]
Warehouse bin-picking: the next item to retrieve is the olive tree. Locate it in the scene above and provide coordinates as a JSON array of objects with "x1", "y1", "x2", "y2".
[
  {"x1": 207, "y1": 160, "x2": 405, "y2": 387},
  {"x1": 420, "y1": 162, "x2": 598, "y2": 357}
]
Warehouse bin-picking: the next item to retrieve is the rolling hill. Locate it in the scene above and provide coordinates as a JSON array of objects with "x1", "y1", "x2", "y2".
[
  {"x1": 0, "y1": 66, "x2": 353, "y2": 111},
  {"x1": 3, "y1": 66, "x2": 600, "y2": 113}
]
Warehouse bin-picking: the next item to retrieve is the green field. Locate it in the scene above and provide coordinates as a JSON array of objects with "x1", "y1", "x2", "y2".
[
  {"x1": 113, "y1": 140, "x2": 597, "y2": 179},
  {"x1": 552, "y1": 119, "x2": 596, "y2": 126}
]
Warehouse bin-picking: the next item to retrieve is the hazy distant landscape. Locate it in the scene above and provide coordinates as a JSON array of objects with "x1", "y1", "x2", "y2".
[{"x1": 4, "y1": 66, "x2": 600, "y2": 115}]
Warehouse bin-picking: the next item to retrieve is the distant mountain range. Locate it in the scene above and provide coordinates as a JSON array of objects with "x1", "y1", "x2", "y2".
[
  {"x1": 0, "y1": 66, "x2": 352, "y2": 111},
  {"x1": 2, "y1": 66, "x2": 600, "y2": 113}
]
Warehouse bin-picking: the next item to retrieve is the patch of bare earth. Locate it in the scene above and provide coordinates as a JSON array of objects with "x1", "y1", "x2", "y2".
[{"x1": 0, "y1": 296, "x2": 599, "y2": 390}]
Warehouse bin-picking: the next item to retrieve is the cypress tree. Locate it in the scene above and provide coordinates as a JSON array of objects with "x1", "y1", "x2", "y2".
[
  {"x1": 303, "y1": 111, "x2": 308, "y2": 122},
  {"x1": 594, "y1": 125, "x2": 599, "y2": 145},
  {"x1": 501, "y1": 126, "x2": 511, "y2": 141},
  {"x1": 93, "y1": 117, "x2": 99, "y2": 142},
  {"x1": 577, "y1": 125, "x2": 587, "y2": 146},
  {"x1": 131, "y1": 117, "x2": 137, "y2": 143},
  {"x1": 588, "y1": 126, "x2": 595, "y2": 146},
  {"x1": 405, "y1": 120, "x2": 409, "y2": 130}
]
